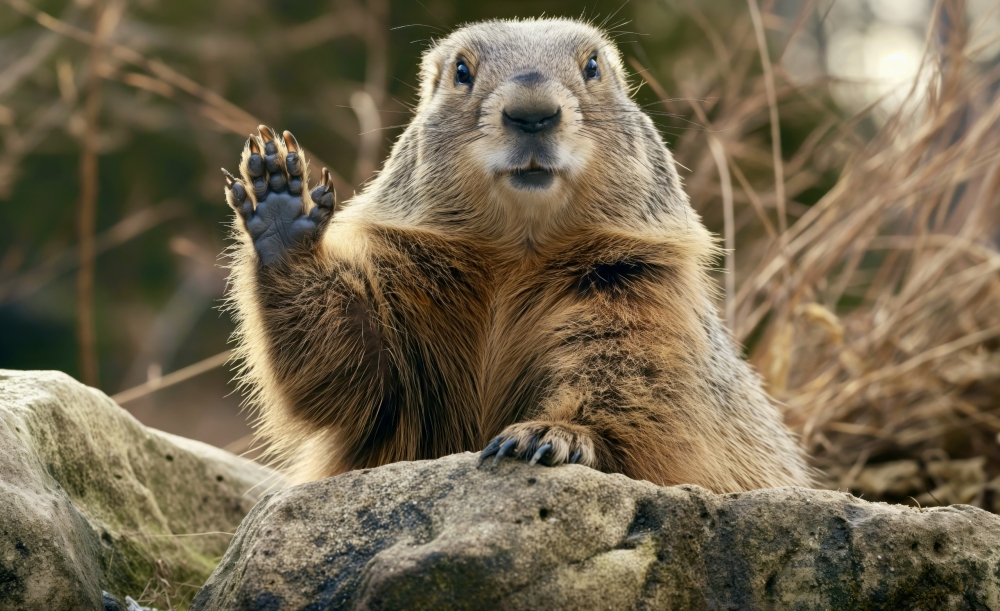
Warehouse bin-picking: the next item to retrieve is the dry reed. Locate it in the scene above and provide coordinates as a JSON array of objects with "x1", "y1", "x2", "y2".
[{"x1": 659, "y1": 0, "x2": 1000, "y2": 510}]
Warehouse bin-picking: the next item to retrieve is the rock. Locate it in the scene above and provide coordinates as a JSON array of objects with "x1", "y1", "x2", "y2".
[
  {"x1": 0, "y1": 370, "x2": 276, "y2": 610},
  {"x1": 193, "y1": 453, "x2": 1000, "y2": 611}
]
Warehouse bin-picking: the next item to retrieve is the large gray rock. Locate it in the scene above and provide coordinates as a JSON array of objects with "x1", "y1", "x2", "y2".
[
  {"x1": 192, "y1": 453, "x2": 1000, "y2": 611},
  {"x1": 0, "y1": 370, "x2": 276, "y2": 610}
]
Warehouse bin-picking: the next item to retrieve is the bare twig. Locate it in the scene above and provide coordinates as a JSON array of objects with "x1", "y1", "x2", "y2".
[
  {"x1": 279, "y1": 5, "x2": 365, "y2": 52},
  {"x1": 76, "y1": 0, "x2": 123, "y2": 387},
  {"x1": 351, "y1": 90, "x2": 382, "y2": 186},
  {"x1": 354, "y1": 0, "x2": 389, "y2": 187},
  {"x1": 709, "y1": 137, "x2": 736, "y2": 324},
  {"x1": 5, "y1": 0, "x2": 257, "y2": 130},
  {"x1": 0, "y1": 202, "x2": 184, "y2": 304},
  {"x1": 746, "y1": 0, "x2": 787, "y2": 235},
  {"x1": 0, "y1": 100, "x2": 70, "y2": 198},
  {"x1": 112, "y1": 350, "x2": 232, "y2": 405},
  {"x1": 3, "y1": 0, "x2": 352, "y2": 195},
  {"x1": 0, "y1": 30, "x2": 61, "y2": 99}
]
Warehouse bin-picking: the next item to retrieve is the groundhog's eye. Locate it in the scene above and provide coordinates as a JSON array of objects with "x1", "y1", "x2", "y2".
[
  {"x1": 584, "y1": 57, "x2": 600, "y2": 81},
  {"x1": 455, "y1": 60, "x2": 472, "y2": 86}
]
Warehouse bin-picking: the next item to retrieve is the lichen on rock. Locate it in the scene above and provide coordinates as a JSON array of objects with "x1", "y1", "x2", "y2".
[{"x1": 0, "y1": 370, "x2": 277, "y2": 610}]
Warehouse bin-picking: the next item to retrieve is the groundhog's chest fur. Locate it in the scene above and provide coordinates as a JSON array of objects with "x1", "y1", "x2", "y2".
[{"x1": 361, "y1": 227, "x2": 697, "y2": 437}]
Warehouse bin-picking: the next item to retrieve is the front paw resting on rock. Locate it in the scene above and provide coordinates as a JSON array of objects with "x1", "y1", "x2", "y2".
[
  {"x1": 479, "y1": 421, "x2": 597, "y2": 468},
  {"x1": 224, "y1": 125, "x2": 337, "y2": 266}
]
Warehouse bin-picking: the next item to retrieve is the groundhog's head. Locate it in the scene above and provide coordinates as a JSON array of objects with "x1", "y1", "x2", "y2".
[{"x1": 407, "y1": 18, "x2": 685, "y2": 237}]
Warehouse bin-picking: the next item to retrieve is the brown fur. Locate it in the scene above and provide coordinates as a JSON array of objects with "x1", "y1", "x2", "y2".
[{"x1": 223, "y1": 18, "x2": 812, "y2": 491}]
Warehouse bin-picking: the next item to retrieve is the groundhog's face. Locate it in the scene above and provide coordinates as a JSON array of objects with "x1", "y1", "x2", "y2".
[{"x1": 416, "y1": 19, "x2": 640, "y2": 218}]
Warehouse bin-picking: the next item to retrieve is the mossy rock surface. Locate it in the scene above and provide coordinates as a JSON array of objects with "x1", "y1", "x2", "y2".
[
  {"x1": 0, "y1": 370, "x2": 275, "y2": 610},
  {"x1": 193, "y1": 453, "x2": 1000, "y2": 611}
]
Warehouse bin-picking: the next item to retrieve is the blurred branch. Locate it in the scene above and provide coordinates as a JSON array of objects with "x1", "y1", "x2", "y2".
[
  {"x1": 279, "y1": 3, "x2": 366, "y2": 52},
  {"x1": 222, "y1": 433, "x2": 255, "y2": 455},
  {"x1": 353, "y1": 0, "x2": 389, "y2": 187},
  {"x1": 746, "y1": 0, "x2": 788, "y2": 232},
  {"x1": 0, "y1": 30, "x2": 61, "y2": 99},
  {"x1": 107, "y1": 80, "x2": 351, "y2": 197},
  {"x1": 681, "y1": 0, "x2": 733, "y2": 79},
  {"x1": 76, "y1": 0, "x2": 123, "y2": 387},
  {"x1": 724, "y1": 152, "x2": 777, "y2": 239},
  {"x1": 709, "y1": 138, "x2": 736, "y2": 324},
  {"x1": 0, "y1": 100, "x2": 69, "y2": 199},
  {"x1": 0, "y1": 202, "x2": 184, "y2": 304},
  {"x1": 774, "y1": 0, "x2": 817, "y2": 64},
  {"x1": 119, "y1": 236, "x2": 224, "y2": 390},
  {"x1": 112, "y1": 349, "x2": 232, "y2": 405},
  {"x1": 364, "y1": 0, "x2": 389, "y2": 108},
  {"x1": 350, "y1": 90, "x2": 381, "y2": 185},
  {"x1": 5, "y1": 0, "x2": 257, "y2": 129},
  {"x1": 6, "y1": 0, "x2": 353, "y2": 205}
]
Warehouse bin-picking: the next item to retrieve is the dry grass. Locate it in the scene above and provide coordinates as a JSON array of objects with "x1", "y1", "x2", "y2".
[{"x1": 655, "y1": 0, "x2": 1000, "y2": 510}]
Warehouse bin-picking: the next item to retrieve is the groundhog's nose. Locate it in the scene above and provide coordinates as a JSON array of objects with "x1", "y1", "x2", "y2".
[{"x1": 503, "y1": 102, "x2": 562, "y2": 134}]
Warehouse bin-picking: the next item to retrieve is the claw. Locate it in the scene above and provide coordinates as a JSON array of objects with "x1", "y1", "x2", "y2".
[
  {"x1": 315, "y1": 168, "x2": 337, "y2": 211},
  {"x1": 258, "y1": 126, "x2": 278, "y2": 155},
  {"x1": 529, "y1": 443, "x2": 552, "y2": 466},
  {"x1": 258, "y1": 125, "x2": 276, "y2": 142},
  {"x1": 287, "y1": 152, "x2": 302, "y2": 177},
  {"x1": 282, "y1": 130, "x2": 299, "y2": 153},
  {"x1": 478, "y1": 438, "x2": 502, "y2": 466},
  {"x1": 493, "y1": 439, "x2": 517, "y2": 465},
  {"x1": 569, "y1": 450, "x2": 582, "y2": 464},
  {"x1": 230, "y1": 181, "x2": 248, "y2": 204},
  {"x1": 312, "y1": 185, "x2": 335, "y2": 212},
  {"x1": 247, "y1": 136, "x2": 266, "y2": 179},
  {"x1": 226, "y1": 176, "x2": 251, "y2": 218}
]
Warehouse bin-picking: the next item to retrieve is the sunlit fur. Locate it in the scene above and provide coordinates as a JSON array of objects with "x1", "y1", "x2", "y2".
[{"x1": 224, "y1": 18, "x2": 812, "y2": 491}]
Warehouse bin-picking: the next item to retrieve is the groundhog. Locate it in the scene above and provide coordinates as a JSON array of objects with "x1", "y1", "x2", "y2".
[{"x1": 221, "y1": 18, "x2": 812, "y2": 491}]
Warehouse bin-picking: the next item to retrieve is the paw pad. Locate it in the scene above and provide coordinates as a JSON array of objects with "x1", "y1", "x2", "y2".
[{"x1": 223, "y1": 125, "x2": 337, "y2": 266}]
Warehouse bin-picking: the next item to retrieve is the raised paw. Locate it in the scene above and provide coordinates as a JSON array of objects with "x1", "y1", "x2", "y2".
[
  {"x1": 478, "y1": 421, "x2": 597, "y2": 469},
  {"x1": 224, "y1": 125, "x2": 337, "y2": 266}
]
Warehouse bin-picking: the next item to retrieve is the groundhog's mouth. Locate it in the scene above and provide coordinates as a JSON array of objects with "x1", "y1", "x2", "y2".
[{"x1": 506, "y1": 161, "x2": 556, "y2": 190}]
